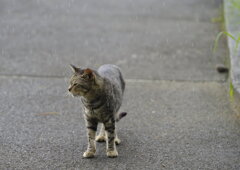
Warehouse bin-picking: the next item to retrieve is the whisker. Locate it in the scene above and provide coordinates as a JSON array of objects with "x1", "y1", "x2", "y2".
[{"x1": 64, "y1": 91, "x2": 71, "y2": 97}]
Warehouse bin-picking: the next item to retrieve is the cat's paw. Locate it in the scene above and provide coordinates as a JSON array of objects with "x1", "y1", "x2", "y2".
[
  {"x1": 107, "y1": 150, "x2": 118, "y2": 158},
  {"x1": 96, "y1": 135, "x2": 106, "y2": 142},
  {"x1": 115, "y1": 138, "x2": 121, "y2": 145},
  {"x1": 83, "y1": 150, "x2": 95, "y2": 158}
]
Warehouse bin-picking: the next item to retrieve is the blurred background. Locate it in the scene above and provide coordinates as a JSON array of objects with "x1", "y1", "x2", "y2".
[{"x1": 1, "y1": 0, "x2": 240, "y2": 170}]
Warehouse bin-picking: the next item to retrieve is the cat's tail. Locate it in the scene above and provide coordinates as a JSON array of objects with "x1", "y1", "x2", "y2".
[{"x1": 116, "y1": 112, "x2": 127, "y2": 122}]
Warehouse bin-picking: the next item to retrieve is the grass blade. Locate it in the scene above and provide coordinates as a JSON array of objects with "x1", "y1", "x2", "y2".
[{"x1": 213, "y1": 31, "x2": 236, "y2": 53}]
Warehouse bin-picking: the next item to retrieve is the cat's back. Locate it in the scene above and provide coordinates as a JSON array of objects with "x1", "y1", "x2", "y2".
[{"x1": 97, "y1": 64, "x2": 125, "y2": 92}]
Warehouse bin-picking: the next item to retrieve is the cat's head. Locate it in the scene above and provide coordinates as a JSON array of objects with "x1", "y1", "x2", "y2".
[{"x1": 68, "y1": 64, "x2": 95, "y2": 97}]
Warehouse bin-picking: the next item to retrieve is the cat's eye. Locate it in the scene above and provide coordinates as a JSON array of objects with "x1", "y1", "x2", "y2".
[
  {"x1": 73, "y1": 83, "x2": 77, "y2": 86},
  {"x1": 81, "y1": 74, "x2": 90, "y2": 79}
]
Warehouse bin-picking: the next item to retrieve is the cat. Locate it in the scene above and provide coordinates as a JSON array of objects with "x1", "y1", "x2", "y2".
[{"x1": 68, "y1": 64, "x2": 127, "y2": 158}]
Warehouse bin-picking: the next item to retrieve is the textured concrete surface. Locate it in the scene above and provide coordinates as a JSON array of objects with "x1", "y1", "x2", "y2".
[
  {"x1": 0, "y1": 78, "x2": 239, "y2": 169},
  {"x1": 1, "y1": 0, "x2": 239, "y2": 169},
  {"x1": 0, "y1": 0, "x2": 227, "y2": 81}
]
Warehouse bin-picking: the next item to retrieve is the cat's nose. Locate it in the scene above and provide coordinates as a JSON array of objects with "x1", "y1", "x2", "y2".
[{"x1": 68, "y1": 87, "x2": 72, "y2": 92}]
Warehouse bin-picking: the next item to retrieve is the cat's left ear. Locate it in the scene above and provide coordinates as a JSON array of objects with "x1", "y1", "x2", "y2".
[
  {"x1": 84, "y1": 68, "x2": 92, "y2": 75},
  {"x1": 84, "y1": 68, "x2": 96, "y2": 80}
]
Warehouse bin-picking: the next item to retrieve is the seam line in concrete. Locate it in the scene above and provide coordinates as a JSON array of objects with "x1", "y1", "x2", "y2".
[
  {"x1": 0, "y1": 74, "x2": 66, "y2": 79},
  {"x1": 125, "y1": 79, "x2": 226, "y2": 84},
  {"x1": 0, "y1": 74, "x2": 226, "y2": 84}
]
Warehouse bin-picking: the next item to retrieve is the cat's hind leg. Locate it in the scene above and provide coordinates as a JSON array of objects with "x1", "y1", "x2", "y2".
[
  {"x1": 114, "y1": 128, "x2": 121, "y2": 145},
  {"x1": 96, "y1": 124, "x2": 121, "y2": 145},
  {"x1": 96, "y1": 123, "x2": 106, "y2": 142}
]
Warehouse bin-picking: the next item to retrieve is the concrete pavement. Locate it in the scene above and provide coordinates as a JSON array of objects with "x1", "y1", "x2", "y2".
[
  {"x1": 0, "y1": 0, "x2": 227, "y2": 81},
  {"x1": 0, "y1": 0, "x2": 239, "y2": 169}
]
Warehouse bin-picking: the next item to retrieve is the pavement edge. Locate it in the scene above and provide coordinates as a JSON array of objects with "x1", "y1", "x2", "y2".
[{"x1": 224, "y1": 0, "x2": 240, "y2": 112}]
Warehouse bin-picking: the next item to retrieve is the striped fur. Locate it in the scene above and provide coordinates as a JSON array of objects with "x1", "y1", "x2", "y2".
[{"x1": 68, "y1": 64, "x2": 126, "y2": 158}]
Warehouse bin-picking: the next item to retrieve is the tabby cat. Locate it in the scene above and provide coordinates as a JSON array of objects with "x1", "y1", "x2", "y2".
[{"x1": 68, "y1": 64, "x2": 127, "y2": 158}]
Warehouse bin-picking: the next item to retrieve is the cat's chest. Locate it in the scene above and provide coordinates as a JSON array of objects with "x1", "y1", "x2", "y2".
[{"x1": 84, "y1": 107, "x2": 110, "y2": 122}]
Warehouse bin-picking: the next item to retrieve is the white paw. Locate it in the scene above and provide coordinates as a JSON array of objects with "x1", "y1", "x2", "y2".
[
  {"x1": 115, "y1": 138, "x2": 121, "y2": 145},
  {"x1": 107, "y1": 150, "x2": 118, "y2": 158},
  {"x1": 96, "y1": 135, "x2": 106, "y2": 142},
  {"x1": 83, "y1": 150, "x2": 95, "y2": 158}
]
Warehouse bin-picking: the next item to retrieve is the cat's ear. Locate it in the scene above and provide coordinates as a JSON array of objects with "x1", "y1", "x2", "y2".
[
  {"x1": 70, "y1": 64, "x2": 82, "y2": 74},
  {"x1": 84, "y1": 68, "x2": 95, "y2": 79},
  {"x1": 84, "y1": 68, "x2": 93, "y2": 75}
]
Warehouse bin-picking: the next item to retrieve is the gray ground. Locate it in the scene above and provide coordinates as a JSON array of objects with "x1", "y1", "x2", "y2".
[{"x1": 0, "y1": 0, "x2": 239, "y2": 169}]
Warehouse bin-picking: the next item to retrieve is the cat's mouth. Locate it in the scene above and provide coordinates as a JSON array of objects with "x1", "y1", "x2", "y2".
[{"x1": 70, "y1": 85, "x2": 91, "y2": 97}]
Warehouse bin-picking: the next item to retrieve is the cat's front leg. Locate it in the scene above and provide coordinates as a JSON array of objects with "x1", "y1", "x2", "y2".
[
  {"x1": 83, "y1": 116, "x2": 98, "y2": 158},
  {"x1": 104, "y1": 119, "x2": 118, "y2": 158}
]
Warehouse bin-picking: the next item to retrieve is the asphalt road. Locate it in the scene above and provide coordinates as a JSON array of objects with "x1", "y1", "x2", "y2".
[{"x1": 0, "y1": 0, "x2": 239, "y2": 169}]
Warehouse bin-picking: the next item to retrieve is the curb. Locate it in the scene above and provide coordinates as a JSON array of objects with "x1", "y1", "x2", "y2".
[{"x1": 224, "y1": 0, "x2": 240, "y2": 101}]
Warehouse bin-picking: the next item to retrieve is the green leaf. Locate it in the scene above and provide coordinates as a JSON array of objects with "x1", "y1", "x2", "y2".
[
  {"x1": 230, "y1": 82, "x2": 234, "y2": 98},
  {"x1": 213, "y1": 31, "x2": 237, "y2": 53}
]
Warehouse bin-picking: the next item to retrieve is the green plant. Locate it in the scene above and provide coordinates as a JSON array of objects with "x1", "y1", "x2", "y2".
[
  {"x1": 229, "y1": 81, "x2": 234, "y2": 97},
  {"x1": 213, "y1": 0, "x2": 240, "y2": 53},
  {"x1": 213, "y1": 31, "x2": 240, "y2": 53},
  {"x1": 229, "y1": 0, "x2": 240, "y2": 11}
]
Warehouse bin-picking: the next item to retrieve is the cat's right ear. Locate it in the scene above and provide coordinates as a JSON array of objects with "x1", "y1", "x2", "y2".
[{"x1": 70, "y1": 64, "x2": 82, "y2": 74}]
